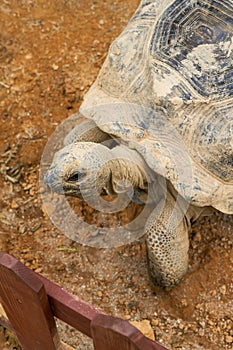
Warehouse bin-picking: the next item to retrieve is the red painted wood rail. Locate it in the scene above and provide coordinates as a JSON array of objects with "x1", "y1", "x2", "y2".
[{"x1": 0, "y1": 252, "x2": 167, "y2": 350}]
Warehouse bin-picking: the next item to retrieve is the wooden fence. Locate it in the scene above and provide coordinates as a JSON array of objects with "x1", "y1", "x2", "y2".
[{"x1": 0, "y1": 252, "x2": 168, "y2": 350}]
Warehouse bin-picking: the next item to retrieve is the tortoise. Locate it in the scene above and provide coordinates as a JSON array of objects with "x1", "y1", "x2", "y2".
[{"x1": 44, "y1": 0, "x2": 233, "y2": 288}]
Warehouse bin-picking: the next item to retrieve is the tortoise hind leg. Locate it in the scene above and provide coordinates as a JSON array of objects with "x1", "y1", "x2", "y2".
[{"x1": 146, "y1": 192, "x2": 190, "y2": 289}]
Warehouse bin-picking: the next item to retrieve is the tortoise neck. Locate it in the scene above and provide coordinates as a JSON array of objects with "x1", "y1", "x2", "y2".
[{"x1": 108, "y1": 146, "x2": 150, "y2": 195}]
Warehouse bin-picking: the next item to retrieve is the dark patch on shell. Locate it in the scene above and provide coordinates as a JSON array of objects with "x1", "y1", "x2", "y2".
[{"x1": 150, "y1": 0, "x2": 233, "y2": 99}]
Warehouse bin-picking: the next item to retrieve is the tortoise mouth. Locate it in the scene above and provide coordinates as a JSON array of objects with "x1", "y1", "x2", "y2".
[
  {"x1": 44, "y1": 169, "x2": 81, "y2": 196},
  {"x1": 62, "y1": 184, "x2": 82, "y2": 197}
]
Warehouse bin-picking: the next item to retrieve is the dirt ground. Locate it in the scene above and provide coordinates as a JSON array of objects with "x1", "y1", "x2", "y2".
[{"x1": 0, "y1": 1, "x2": 232, "y2": 349}]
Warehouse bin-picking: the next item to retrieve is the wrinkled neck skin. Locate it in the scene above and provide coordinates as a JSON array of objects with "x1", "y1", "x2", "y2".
[
  {"x1": 99, "y1": 145, "x2": 155, "y2": 203},
  {"x1": 84, "y1": 144, "x2": 212, "y2": 223}
]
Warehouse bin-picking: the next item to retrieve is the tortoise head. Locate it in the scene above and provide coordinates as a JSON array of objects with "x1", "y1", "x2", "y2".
[{"x1": 44, "y1": 142, "x2": 113, "y2": 198}]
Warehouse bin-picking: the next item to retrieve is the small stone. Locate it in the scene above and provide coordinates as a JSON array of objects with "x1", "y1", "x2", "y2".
[
  {"x1": 152, "y1": 319, "x2": 159, "y2": 327},
  {"x1": 193, "y1": 232, "x2": 202, "y2": 242},
  {"x1": 25, "y1": 53, "x2": 32, "y2": 60},
  {"x1": 219, "y1": 285, "x2": 227, "y2": 295},
  {"x1": 0, "y1": 304, "x2": 7, "y2": 319},
  {"x1": 226, "y1": 336, "x2": 233, "y2": 343},
  {"x1": 199, "y1": 321, "x2": 205, "y2": 328},
  {"x1": 52, "y1": 64, "x2": 59, "y2": 70},
  {"x1": 11, "y1": 199, "x2": 19, "y2": 209},
  {"x1": 124, "y1": 315, "x2": 131, "y2": 320},
  {"x1": 57, "y1": 264, "x2": 65, "y2": 271},
  {"x1": 181, "y1": 298, "x2": 188, "y2": 307},
  {"x1": 25, "y1": 253, "x2": 34, "y2": 261},
  {"x1": 178, "y1": 323, "x2": 185, "y2": 330},
  {"x1": 23, "y1": 184, "x2": 33, "y2": 190},
  {"x1": 199, "y1": 328, "x2": 205, "y2": 337},
  {"x1": 211, "y1": 289, "x2": 217, "y2": 296},
  {"x1": 29, "y1": 187, "x2": 35, "y2": 196},
  {"x1": 141, "y1": 313, "x2": 148, "y2": 319},
  {"x1": 34, "y1": 267, "x2": 43, "y2": 273},
  {"x1": 130, "y1": 320, "x2": 155, "y2": 341}
]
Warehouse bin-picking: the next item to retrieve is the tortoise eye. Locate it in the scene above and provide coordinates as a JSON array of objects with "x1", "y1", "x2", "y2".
[
  {"x1": 68, "y1": 173, "x2": 79, "y2": 182},
  {"x1": 67, "y1": 172, "x2": 86, "y2": 182}
]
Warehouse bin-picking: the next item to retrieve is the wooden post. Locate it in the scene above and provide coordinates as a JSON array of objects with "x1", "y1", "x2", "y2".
[
  {"x1": 91, "y1": 314, "x2": 167, "y2": 350},
  {"x1": 0, "y1": 252, "x2": 169, "y2": 350},
  {"x1": 0, "y1": 252, "x2": 61, "y2": 350},
  {"x1": 37, "y1": 273, "x2": 102, "y2": 338}
]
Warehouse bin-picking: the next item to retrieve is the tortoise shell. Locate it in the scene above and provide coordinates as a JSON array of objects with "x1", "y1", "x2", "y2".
[{"x1": 80, "y1": 0, "x2": 233, "y2": 214}]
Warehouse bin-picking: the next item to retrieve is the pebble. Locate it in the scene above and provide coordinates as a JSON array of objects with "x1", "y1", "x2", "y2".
[
  {"x1": 23, "y1": 184, "x2": 33, "y2": 190},
  {"x1": 219, "y1": 285, "x2": 227, "y2": 295},
  {"x1": 116, "y1": 277, "x2": 123, "y2": 284},
  {"x1": 124, "y1": 315, "x2": 131, "y2": 321},
  {"x1": 57, "y1": 264, "x2": 65, "y2": 272},
  {"x1": 52, "y1": 64, "x2": 59, "y2": 70},
  {"x1": 11, "y1": 199, "x2": 19, "y2": 209},
  {"x1": 25, "y1": 53, "x2": 32, "y2": 60},
  {"x1": 34, "y1": 267, "x2": 43, "y2": 273},
  {"x1": 152, "y1": 319, "x2": 159, "y2": 327},
  {"x1": 226, "y1": 336, "x2": 233, "y2": 343},
  {"x1": 178, "y1": 323, "x2": 185, "y2": 330},
  {"x1": 29, "y1": 188, "x2": 35, "y2": 196},
  {"x1": 199, "y1": 329, "x2": 205, "y2": 337},
  {"x1": 130, "y1": 320, "x2": 155, "y2": 341},
  {"x1": 181, "y1": 298, "x2": 188, "y2": 307}
]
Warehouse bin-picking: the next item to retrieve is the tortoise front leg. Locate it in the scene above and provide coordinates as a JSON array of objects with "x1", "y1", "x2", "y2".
[{"x1": 146, "y1": 192, "x2": 190, "y2": 289}]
